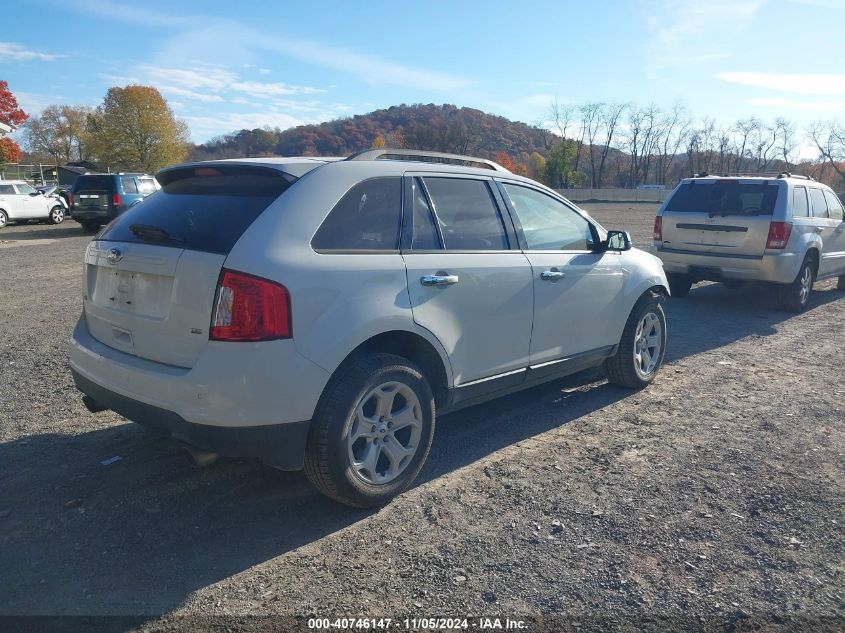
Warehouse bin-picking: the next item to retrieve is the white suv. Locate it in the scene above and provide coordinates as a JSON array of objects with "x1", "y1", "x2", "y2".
[
  {"x1": 655, "y1": 174, "x2": 845, "y2": 311},
  {"x1": 70, "y1": 150, "x2": 670, "y2": 507},
  {"x1": 0, "y1": 180, "x2": 66, "y2": 227}
]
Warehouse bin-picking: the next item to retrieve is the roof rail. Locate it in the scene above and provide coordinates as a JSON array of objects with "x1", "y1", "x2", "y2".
[
  {"x1": 346, "y1": 149, "x2": 510, "y2": 173},
  {"x1": 694, "y1": 171, "x2": 815, "y2": 180}
]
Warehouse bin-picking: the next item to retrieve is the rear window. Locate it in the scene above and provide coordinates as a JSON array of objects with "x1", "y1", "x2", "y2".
[
  {"x1": 97, "y1": 166, "x2": 295, "y2": 254},
  {"x1": 666, "y1": 181, "x2": 780, "y2": 216},
  {"x1": 73, "y1": 176, "x2": 115, "y2": 192}
]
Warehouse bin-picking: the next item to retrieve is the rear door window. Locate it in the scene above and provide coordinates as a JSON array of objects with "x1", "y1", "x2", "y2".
[
  {"x1": 311, "y1": 177, "x2": 402, "y2": 251},
  {"x1": 666, "y1": 181, "x2": 780, "y2": 216},
  {"x1": 823, "y1": 190, "x2": 843, "y2": 221},
  {"x1": 809, "y1": 188, "x2": 829, "y2": 218},
  {"x1": 793, "y1": 186, "x2": 809, "y2": 218},
  {"x1": 423, "y1": 177, "x2": 508, "y2": 251},
  {"x1": 121, "y1": 177, "x2": 138, "y2": 194},
  {"x1": 0, "y1": 184, "x2": 15, "y2": 195},
  {"x1": 97, "y1": 165, "x2": 295, "y2": 254}
]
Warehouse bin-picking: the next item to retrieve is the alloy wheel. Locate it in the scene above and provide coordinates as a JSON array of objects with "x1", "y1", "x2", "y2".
[
  {"x1": 347, "y1": 381, "x2": 423, "y2": 485},
  {"x1": 634, "y1": 312, "x2": 663, "y2": 379}
]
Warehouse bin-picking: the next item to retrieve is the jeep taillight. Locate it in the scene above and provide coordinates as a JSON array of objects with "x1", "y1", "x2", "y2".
[
  {"x1": 210, "y1": 270, "x2": 292, "y2": 341},
  {"x1": 653, "y1": 216, "x2": 663, "y2": 241},
  {"x1": 112, "y1": 193, "x2": 122, "y2": 207},
  {"x1": 766, "y1": 221, "x2": 792, "y2": 249}
]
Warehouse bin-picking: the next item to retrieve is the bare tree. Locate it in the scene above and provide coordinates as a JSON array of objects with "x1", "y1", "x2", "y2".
[
  {"x1": 807, "y1": 120, "x2": 845, "y2": 186},
  {"x1": 549, "y1": 100, "x2": 576, "y2": 140},
  {"x1": 774, "y1": 117, "x2": 796, "y2": 170},
  {"x1": 597, "y1": 102, "x2": 627, "y2": 187},
  {"x1": 733, "y1": 117, "x2": 760, "y2": 172},
  {"x1": 580, "y1": 102, "x2": 604, "y2": 188}
]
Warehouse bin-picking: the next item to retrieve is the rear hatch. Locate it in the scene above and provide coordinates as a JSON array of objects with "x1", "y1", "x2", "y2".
[
  {"x1": 73, "y1": 175, "x2": 115, "y2": 215},
  {"x1": 83, "y1": 164, "x2": 295, "y2": 368},
  {"x1": 660, "y1": 179, "x2": 783, "y2": 256}
]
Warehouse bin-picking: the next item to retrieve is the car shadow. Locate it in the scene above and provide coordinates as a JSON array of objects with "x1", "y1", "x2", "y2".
[
  {"x1": 1, "y1": 223, "x2": 89, "y2": 241},
  {"x1": 0, "y1": 280, "x2": 842, "y2": 624}
]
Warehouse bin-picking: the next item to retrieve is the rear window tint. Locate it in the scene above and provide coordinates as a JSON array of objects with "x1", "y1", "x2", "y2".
[
  {"x1": 666, "y1": 182, "x2": 780, "y2": 216},
  {"x1": 423, "y1": 177, "x2": 508, "y2": 250},
  {"x1": 311, "y1": 177, "x2": 401, "y2": 251},
  {"x1": 73, "y1": 176, "x2": 115, "y2": 192},
  {"x1": 97, "y1": 166, "x2": 294, "y2": 254}
]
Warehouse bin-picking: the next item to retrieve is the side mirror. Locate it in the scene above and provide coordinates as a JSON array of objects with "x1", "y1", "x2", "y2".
[
  {"x1": 30, "y1": 191, "x2": 42, "y2": 196},
  {"x1": 605, "y1": 230, "x2": 632, "y2": 251}
]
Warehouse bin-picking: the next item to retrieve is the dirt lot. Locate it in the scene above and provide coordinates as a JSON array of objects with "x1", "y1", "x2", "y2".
[{"x1": 0, "y1": 204, "x2": 843, "y2": 632}]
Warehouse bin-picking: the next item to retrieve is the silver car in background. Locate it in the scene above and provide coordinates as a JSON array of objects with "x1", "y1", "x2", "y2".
[{"x1": 654, "y1": 174, "x2": 845, "y2": 311}]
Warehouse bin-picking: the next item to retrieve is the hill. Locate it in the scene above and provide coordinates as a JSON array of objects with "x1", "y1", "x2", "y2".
[{"x1": 189, "y1": 104, "x2": 555, "y2": 163}]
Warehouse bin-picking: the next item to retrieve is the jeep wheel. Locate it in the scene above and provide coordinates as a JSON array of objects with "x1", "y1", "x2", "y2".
[
  {"x1": 81, "y1": 222, "x2": 101, "y2": 233},
  {"x1": 666, "y1": 273, "x2": 692, "y2": 298},
  {"x1": 604, "y1": 295, "x2": 667, "y2": 389},
  {"x1": 47, "y1": 205, "x2": 65, "y2": 225},
  {"x1": 305, "y1": 352, "x2": 435, "y2": 508},
  {"x1": 777, "y1": 256, "x2": 814, "y2": 313}
]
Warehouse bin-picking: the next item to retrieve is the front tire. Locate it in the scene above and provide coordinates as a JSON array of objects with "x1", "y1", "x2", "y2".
[
  {"x1": 0, "y1": 210, "x2": 7, "y2": 229},
  {"x1": 47, "y1": 205, "x2": 65, "y2": 225},
  {"x1": 304, "y1": 353, "x2": 435, "y2": 508},
  {"x1": 666, "y1": 273, "x2": 692, "y2": 298},
  {"x1": 604, "y1": 295, "x2": 667, "y2": 389},
  {"x1": 777, "y1": 256, "x2": 814, "y2": 313}
]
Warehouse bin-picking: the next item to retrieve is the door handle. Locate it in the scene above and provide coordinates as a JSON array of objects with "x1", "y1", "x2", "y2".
[
  {"x1": 540, "y1": 269, "x2": 566, "y2": 281},
  {"x1": 421, "y1": 274, "x2": 459, "y2": 287}
]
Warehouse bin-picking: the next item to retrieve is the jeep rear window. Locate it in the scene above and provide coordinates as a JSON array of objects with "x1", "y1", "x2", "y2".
[
  {"x1": 666, "y1": 182, "x2": 780, "y2": 216},
  {"x1": 96, "y1": 165, "x2": 295, "y2": 254},
  {"x1": 73, "y1": 176, "x2": 115, "y2": 192}
]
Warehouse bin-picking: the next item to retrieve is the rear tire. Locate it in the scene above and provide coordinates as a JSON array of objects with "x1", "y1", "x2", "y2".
[
  {"x1": 304, "y1": 352, "x2": 435, "y2": 508},
  {"x1": 81, "y1": 222, "x2": 100, "y2": 233},
  {"x1": 777, "y1": 256, "x2": 814, "y2": 313},
  {"x1": 837, "y1": 275, "x2": 845, "y2": 291},
  {"x1": 666, "y1": 273, "x2": 692, "y2": 298},
  {"x1": 604, "y1": 295, "x2": 667, "y2": 390},
  {"x1": 47, "y1": 205, "x2": 65, "y2": 225}
]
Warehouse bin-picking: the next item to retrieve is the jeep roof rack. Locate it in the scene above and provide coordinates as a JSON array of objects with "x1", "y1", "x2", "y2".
[
  {"x1": 692, "y1": 171, "x2": 814, "y2": 180},
  {"x1": 346, "y1": 149, "x2": 510, "y2": 173}
]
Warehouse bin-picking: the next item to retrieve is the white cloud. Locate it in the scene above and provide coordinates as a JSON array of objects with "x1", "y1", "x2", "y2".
[
  {"x1": 157, "y1": 85, "x2": 225, "y2": 103},
  {"x1": 184, "y1": 112, "x2": 308, "y2": 140},
  {"x1": 229, "y1": 80, "x2": 325, "y2": 97},
  {"x1": 0, "y1": 42, "x2": 63, "y2": 62},
  {"x1": 140, "y1": 66, "x2": 237, "y2": 91},
  {"x1": 718, "y1": 72, "x2": 845, "y2": 95},
  {"x1": 258, "y1": 68, "x2": 272, "y2": 75},
  {"x1": 644, "y1": 0, "x2": 767, "y2": 71}
]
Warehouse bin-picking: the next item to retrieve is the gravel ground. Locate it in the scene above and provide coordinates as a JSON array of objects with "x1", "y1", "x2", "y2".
[{"x1": 0, "y1": 205, "x2": 843, "y2": 632}]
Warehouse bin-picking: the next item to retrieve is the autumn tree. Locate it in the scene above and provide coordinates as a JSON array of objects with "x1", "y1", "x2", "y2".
[
  {"x1": 545, "y1": 139, "x2": 580, "y2": 189},
  {"x1": 87, "y1": 85, "x2": 189, "y2": 172},
  {"x1": 23, "y1": 105, "x2": 93, "y2": 163},
  {"x1": 0, "y1": 80, "x2": 28, "y2": 163},
  {"x1": 371, "y1": 133, "x2": 386, "y2": 149},
  {"x1": 494, "y1": 151, "x2": 516, "y2": 171}
]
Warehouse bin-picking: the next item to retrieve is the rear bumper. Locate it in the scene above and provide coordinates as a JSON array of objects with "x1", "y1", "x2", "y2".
[
  {"x1": 71, "y1": 208, "x2": 113, "y2": 222},
  {"x1": 72, "y1": 369, "x2": 309, "y2": 470},
  {"x1": 656, "y1": 246, "x2": 801, "y2": 284}
]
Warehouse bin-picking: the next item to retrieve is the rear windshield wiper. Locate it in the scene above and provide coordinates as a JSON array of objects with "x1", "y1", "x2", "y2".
[{"x1": 129, "y1": 223, "x2": 186, "y2": 245}]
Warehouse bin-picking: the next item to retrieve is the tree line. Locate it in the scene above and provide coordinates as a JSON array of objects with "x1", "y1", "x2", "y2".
[{"x1": 5, "y1": 83, "x2": 844, "y2": 190}]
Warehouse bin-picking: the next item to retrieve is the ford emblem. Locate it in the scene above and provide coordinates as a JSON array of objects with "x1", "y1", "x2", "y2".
[{"x1": 107, "y1": 247, "x2": 123, "y2": 264}]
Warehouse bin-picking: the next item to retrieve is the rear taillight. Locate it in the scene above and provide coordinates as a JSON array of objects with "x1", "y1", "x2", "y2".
[
  {"x1": 68, "y1": 193, "x2": 74, "y2": 207},
  {"x1": 653, "y1": 216, "x2": 663, "y2": 241},
  {"x1": 112, "y1": 193, "x2": 122, "y2": 206},
  {"x1": 766, "y1": 221, "x2": 792, "y2": 249},
  {"x1": 210, "y1": 269, "x2": 291, "y2": 341}
]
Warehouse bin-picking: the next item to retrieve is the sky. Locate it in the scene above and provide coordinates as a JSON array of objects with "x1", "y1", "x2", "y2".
[{"x1": 1, "y1": 0, "x2": 844, "y2": 148}]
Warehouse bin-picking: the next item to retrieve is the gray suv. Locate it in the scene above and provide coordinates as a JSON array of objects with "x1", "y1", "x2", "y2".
[{"x1": 654, "y1": 174, "x2": 845, "y2": 311}]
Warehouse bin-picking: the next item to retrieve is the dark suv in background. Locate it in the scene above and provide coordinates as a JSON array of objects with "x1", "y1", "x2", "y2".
[{"x1": 70, "y1": 173, "x2": 159, "y2": 232}]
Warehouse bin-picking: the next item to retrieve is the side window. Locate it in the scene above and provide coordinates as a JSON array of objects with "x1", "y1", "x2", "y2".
[
  {"x1": 422, "y1": 177, "x2": 508, "y2": 251},
  {"x1": 502, "y1": 183, "x2": 595, "y2": 251},
  {"x1": 121, "y1": 177, "x2": 139, "y2": 194},
  {"x1": 312, "y1": 177, "x2": 402, "y2": 251},
  {"x1": 0, "y1": 184, "x2": 15, "y2": 195},
  {"x1": 15, "y1": 183, "x2": 36, "y2": 195},
  {"x1": 139, "y1": 178, "x2": 156, "y2": 195},
  {"x1": 793, "y1": 187, "x2": 809, "y2": 218},
  {"x1": 411, "y1": 178, "x2": 441, "y2": 250},
  {"x1": 809, "y1": 188, "x2": 829, "y2": 219},
  {"x1": 823, "y1": 190, "x2": 843, "y2": 221}
]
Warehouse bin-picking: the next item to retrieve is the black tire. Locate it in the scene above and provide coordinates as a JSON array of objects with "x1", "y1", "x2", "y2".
[
  {"x1": 304, "y1": 352, "x2": 435, "y2": 508},
  {"x1": 81, "y1": 222, "x2": 101, "y2": 233},
  {"x1": 0, "y1": 210, "x2": 7, "y2": 229},
  {"x1": 604, "y1": 294, "x2": 667, "y2": 390},
  {"x1": 666, "y1": 273, "x2": 692, "y2": 298},
  {"x1": 47, "y1": 205, "x2": 65, "y2": 225},
  {"x1": 777, "y1": 256, "x2": 815, "y2": 313},
  {"x1": 837, "y1": 275, "x2": 845, "y2": 291}
]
